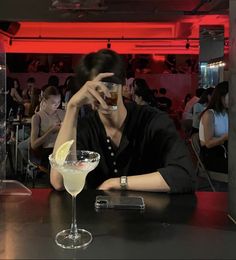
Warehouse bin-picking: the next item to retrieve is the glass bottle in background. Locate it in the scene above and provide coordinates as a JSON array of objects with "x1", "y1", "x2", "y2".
[
  {"x1": 8, "y1": 108, "x2": 14, "y2": 122},
  {"x1": 16, "y1": 106, "x2": 22, "y2": 122}
]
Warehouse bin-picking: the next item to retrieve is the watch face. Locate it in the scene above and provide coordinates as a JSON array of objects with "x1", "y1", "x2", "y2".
[{"x1": 120, "y1": 176, "x2": 127, "y2": 189}]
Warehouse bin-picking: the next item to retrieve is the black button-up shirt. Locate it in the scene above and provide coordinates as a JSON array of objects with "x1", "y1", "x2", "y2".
[{"x1": 77, "y1": 103, "x2": 195, "y2": 193}]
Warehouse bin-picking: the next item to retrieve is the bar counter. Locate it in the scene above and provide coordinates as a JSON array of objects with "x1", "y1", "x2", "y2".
[{"x1": 1, "y1": 189, "x2": 236, "y2": 259}]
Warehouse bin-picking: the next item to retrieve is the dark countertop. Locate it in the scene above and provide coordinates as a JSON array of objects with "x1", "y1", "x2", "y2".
[{"x1": 1, "y1": 189, "x2": 236, "y2": 259}]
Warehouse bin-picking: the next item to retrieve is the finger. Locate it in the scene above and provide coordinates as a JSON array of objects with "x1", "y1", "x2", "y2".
[
  {"x1": 88, "y1": 88, "x2": 108, "y2": 109},
  {"x1": 94, "y1": 82, "x2": 111, "y2": 98},
  {"x1": 93, "y1": 72, "x2": 114, "y2": 82},
  {"x1": 91, "y1": 102, "x2": 99, "y2": 111}
]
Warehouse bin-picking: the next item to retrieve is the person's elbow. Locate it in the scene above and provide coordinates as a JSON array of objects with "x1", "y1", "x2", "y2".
[
  {"x1": 30, "y1": 139, "x2": 40, "y2": 151},
  {"x1": 30, "y1": 142, "x2": 37, "y2": 151},
  {"x1": 50, "y1": 169, "x2": 64, "y2": 191},
  {"x1": 205, "y1": 140, "x2": 214, "y2": 149}
]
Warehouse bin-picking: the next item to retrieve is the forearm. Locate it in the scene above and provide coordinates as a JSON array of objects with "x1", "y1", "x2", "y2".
[
  {"x1": 15, "y1": 92, "x2": 23, "y2": 103},
  {"x1": 31, "y1": 129, "x2": 55, "y2": 149},
  {"x1": 50, "y1": 104, "x2": 79, "y2": 190},
  {"x1": 31, "y1": 130, "x2": 53, "y2": 149},
  {"x1": 99, "y1": 172, "x2": 170, "y2": 192},
  {"x1": 204, "y1": 135, "x2": 227, "y2": 148},
  {"x1": 53, "y1": 104, "x2": 79, "y2": 153}
]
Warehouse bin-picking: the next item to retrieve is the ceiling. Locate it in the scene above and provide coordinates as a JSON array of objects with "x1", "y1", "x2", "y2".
[
  {"x1": 0, "y1": 0, "x2": 229, "y2": 22},
  {"x1": 0, "y1": 0, "x2": 229, "y2": 54}
]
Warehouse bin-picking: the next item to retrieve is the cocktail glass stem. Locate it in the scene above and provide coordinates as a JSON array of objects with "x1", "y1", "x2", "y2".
[{"x1": 69, "y1": 195, "x2": 79, "y2": 239}]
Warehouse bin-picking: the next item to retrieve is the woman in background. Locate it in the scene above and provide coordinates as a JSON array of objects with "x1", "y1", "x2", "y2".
[
  {"x1": 11, "y1": 78, "x2": 23, "y2": 103},
  {"x1": 30, "y1": 86, "x2": 65, "y2": 169},
  {"x1": 133, "y1": 78, "x2": 157, "y2": 107},
  {"x1": 192, "y1": 87, "x2": 214, "y2": 133},
  {"x1": 199, "y1": 81, "x2": 228, "y2": 173}
]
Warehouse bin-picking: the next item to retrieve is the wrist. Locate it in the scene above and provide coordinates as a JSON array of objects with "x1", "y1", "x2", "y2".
[
  {"x1": 110, "y1": 178, "x2": 120, "y2": 189},
  {"x1": 67, "y1": 101, "x2": 80, "y2": 111},
  {"x1": 120, "y1": 176, "x2": 128, "y2": 190}
]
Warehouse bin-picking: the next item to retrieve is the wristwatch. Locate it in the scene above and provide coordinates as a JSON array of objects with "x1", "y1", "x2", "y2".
[{"x1": 120, "y1": 176, "x2": 128, "y2": 190}]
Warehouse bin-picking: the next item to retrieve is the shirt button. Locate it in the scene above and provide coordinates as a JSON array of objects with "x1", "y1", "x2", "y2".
[
  {"x1": 113, "y1": 161, "x2": 116, "y2": 165},
  {"x1": 108, "y1": 146, "x2": 112, "y2": 150},
  {"x1": 107, "y1": 139, "x2": 110, "y2": 143},
  {"x1": 111, "y1": 152, "x2": 114, "y2": 156},
  {"x1": 114, "y1": 169, "x2": 118, "y2": 173}
]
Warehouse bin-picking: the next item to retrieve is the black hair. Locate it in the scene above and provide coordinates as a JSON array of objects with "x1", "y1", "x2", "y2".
[
  {"x1": 48, "y1": 75, "x2": 59, "y2": 87},
  {"x1": 27, "y1": 77, "x2": 35, "y2": 83},
  {"x1": 63, "y1": 76, "x2": 73, "y2": 87},
  {"x1": 205, "y1": 87, "x2": 215, "y2": 96},
  {"x1": 76, "y1": 49, "x2": 126, "y2": 91},
  {"x1": 133, "y1": 78, "x2": 157, "y2": 107},
  {"x1": 43, "y1": 86, "x2": 60, "y2": 99},
  {"x1": 198, "y1": 87, "x2": 215, "y2": 105},
  {"x1": 195, "y1": 88, "x2": 205, "y2": 98},
  {"x1": 201, "y1": 81, "x2": 228, "y2": 117},
  {"x1": 159, "y1": 88, "x2": 167, "y2": 95},
  {"x1": 67, "y1": 76, "x2": 79, "y2": 96},
  {"x1": 13, "y1": 78, "x2": 20, "y2": 88},
  {"x1": 198, "y1": 90, "x2": 208, "y2": 104},
  {"x1": 6, "y1": 77, "x2": 14, "y2": 91}
]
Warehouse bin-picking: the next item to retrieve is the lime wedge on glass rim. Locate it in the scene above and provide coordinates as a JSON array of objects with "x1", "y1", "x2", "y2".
[{"x1": 55, "y1": 140, "x2": 74, "y2": 165}]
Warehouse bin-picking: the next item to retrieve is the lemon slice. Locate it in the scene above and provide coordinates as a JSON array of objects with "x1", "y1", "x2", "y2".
[{"x1": 55, "y1": 140, "x2": 74, "y2": 165}]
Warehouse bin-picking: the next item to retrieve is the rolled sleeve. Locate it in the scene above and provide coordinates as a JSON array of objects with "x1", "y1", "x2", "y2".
[{"x1": 150, "y1": 114, "x2": 196, "y2": 193}]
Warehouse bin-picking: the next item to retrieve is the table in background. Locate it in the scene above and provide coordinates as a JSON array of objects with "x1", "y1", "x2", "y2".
[
  {"x1": 1, "y1": 190, "x2": 236, "y2": 259},
  {"x1": 8, "y1": 118, "x2": 31, "y2": 175}
]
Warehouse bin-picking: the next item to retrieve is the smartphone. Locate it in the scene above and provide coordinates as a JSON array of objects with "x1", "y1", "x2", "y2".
[{"x1": 95, "y1": 195, "x2": 145, "y2": 210}]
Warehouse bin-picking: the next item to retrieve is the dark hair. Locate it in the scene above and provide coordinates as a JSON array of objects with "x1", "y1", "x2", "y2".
[
  {"x1": 159, "y1": 88, "x2": 167, "y2": 95},
  {"x1": 198, "y1": 87, "x2": 215, "y2": 105},
  {"x1": 198, "y1": 90, "x2": 208, "y2": 104},
  {"x1": 6, "y1": 77, "x2": 14, "y2": 91},
  {"x1": 195, "y1": 88, "x2": 205, "y2": 98},
  {"x1": 201, "y1": 81, "x2": 228, "y2": 117},
  {"x1": 29, "y1": 88, "x2": 40, "y2": 116},
  {"x1": 205, "y1": 87, "x2": 215, "y2": 96},
  {"x1": 13, "y1": 78, "x2": 20, "y2": 88},
  {"x1": 48, "y1": 75, "x2": 59, "y2": 87},
  {"x1": 67, "y1": 76, "x2": 78, "y2": 96},
  {"x1": 13, "y1": 78, "x2": 22, "y2": 95},
  {"x1": 27, "y1": 77, "x2": 35, "y2": 83},
  {"x1": 43, "y1": 86, "x2": 60, "y2": 99},
  {"x1": 133, "y1": 78, "x2": 157, "y2": 107},
  {"x1": 63, "y1": 76, "x2": 73, "y2": 87},
  {"x1": 76, "y1": 49, "x2": 126, "y2": 91}
]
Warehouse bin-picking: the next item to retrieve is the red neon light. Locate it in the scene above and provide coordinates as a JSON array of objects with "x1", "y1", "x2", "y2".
[{"x1": 1, "y1": 16, "x2": 229, "y2": 54}]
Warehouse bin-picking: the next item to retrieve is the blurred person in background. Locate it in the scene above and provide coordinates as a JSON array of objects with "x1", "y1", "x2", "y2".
[
  {"x1": 192, "y1": 87, "x2": 214, "y2": 133},
  {"x1": 31, "y1": 86, "x2": 65, "y2": 170},
  {"x1": 133, "y1": 78, "x2": 157, "y2": 107},
  {"x1": 199, "y1": 82, "x2": 228, "y2": 173}
]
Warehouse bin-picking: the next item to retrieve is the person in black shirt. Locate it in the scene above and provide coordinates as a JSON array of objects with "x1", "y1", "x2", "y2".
[
  {"x1": 157, "y1": 88, "x2": 172, "y2": 112},
  {"x1": 51, "y1": 49, "x2": 195, "y2": 193}
]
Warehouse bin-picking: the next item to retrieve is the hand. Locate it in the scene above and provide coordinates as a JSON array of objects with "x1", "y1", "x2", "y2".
[
  {"x1": 50, "y1": 124, "x2": 61, "y2": 133},
  {"x1": 97, "y1": 178, "x2": 120, "y2": 190},
  {"x1": 222, "y1": 133, "x2": 228, "y2": 142},
  {"x1": 68, "y1": 72, "x2": 114, "y2": 111}
]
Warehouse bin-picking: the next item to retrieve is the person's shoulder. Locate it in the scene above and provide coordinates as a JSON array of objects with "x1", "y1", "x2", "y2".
[
  {"x1": 201, "y1": 109, "x2": 214, "y2": 122},
  {"x1": 32, "y1": 111, "x2": 41, "y2": 123},
  {"x1": 127, "y1": 102, "x2": 166, "y2": 121},
  {"x1": 34, "y1": 110, "x2": 42, "y2": 117}
]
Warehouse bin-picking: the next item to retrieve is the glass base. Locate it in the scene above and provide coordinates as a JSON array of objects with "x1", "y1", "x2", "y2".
[
  {"x1": 55, "y1": 228, "x2": 92, "y2": 249},
  {"x1": 0, "y1": 180, "x2": 32, "y2": 196}
]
